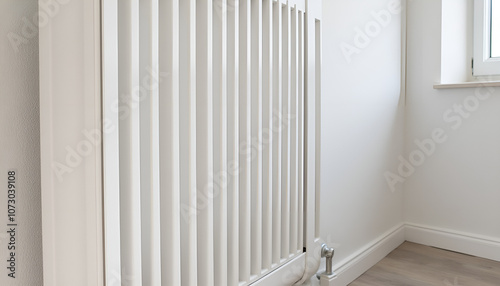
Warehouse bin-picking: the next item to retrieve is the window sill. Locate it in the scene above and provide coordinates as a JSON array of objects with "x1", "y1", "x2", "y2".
[{"x1": 433, "y1": 81, "x2": 500, "y2": 89}]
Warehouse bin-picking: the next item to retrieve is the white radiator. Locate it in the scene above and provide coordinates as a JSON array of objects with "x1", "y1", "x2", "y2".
[{"x1": 39, "y1": 0, "x2": 321, "y2": 285}]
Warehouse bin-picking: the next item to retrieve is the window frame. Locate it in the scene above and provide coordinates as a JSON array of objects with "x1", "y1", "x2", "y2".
[{"x1": 474, "y1": 0, "x2": 500, "y2": 76}]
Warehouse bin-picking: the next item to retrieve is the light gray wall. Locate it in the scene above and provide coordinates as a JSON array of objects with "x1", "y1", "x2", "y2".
[
  {"x1": 0, "y1": 0, "x2": 43, "y2": 285},
  {"x1": 321, "y1": 0, "x2": 405, "y2": 271},
  {"x1": 405, "y1": 0, "x2": 500, "y2": 239}
]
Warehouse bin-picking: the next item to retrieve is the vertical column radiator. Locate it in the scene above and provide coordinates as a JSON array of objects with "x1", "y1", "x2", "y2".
[{"x1": 101, "y1": 0, "x2": 322, "y2": 285}]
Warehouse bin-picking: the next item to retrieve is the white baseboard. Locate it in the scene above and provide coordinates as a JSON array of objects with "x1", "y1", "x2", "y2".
[
  {"x1": 318, "y1": 223, "x2": 500, "y2": 286},
  {"x1": 405, "y1": 223, "x2": 500, "y2": 262},
  {"x1": 311, "y1": 223, "x2": 500, "y2": 286},
  {"x1": 329, "y1": 224, "x2": 406, "y2": 286}
]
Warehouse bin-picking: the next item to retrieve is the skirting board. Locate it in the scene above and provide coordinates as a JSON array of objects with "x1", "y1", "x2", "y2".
[
  {"x1": 327, "y1": 224, "x2": 406, "y2": 286},
  {"x1": 318, "y1": 223, "x2": 500, "y2": 286},
  {"x1": 405, "y1": 223, "x2": 500, "y2": 262}
]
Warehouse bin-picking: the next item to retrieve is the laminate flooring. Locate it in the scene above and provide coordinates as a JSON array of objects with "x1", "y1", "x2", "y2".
[{"x1": 349, "y1": 242, "x2": 500, "y2": 286}]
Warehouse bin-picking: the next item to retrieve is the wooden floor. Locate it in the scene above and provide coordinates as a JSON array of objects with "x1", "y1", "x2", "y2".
[{"x1": 349, "y1": 242, "x2": 500, "y2": 286}]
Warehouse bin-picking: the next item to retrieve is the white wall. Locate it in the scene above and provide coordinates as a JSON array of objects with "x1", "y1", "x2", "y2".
[
  {"x1": 321, "y1": 0, "x2": 405, "y2": 275},
  {"x1": 0, "y1": 0, "x2": 43, "y2": 285},
  {"x1": 405, "y1": 0, "x2": 500, "y2": 240}
]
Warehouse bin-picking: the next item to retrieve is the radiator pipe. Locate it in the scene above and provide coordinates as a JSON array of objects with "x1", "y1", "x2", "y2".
[
  {"x1": 317, "y1": 244, "x2": 337, "y2": 286},
  {"x1": 321, "y1": 244, "x2": 335, "y2": 275}
]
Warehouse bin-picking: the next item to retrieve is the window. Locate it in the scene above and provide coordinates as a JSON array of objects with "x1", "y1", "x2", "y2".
[
  {"x1": 492, "y1": 0, "x2": 500, "y2": 58},
  {"x1": 474, "y1": 0, "x2": 500, "y2": 76}
]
